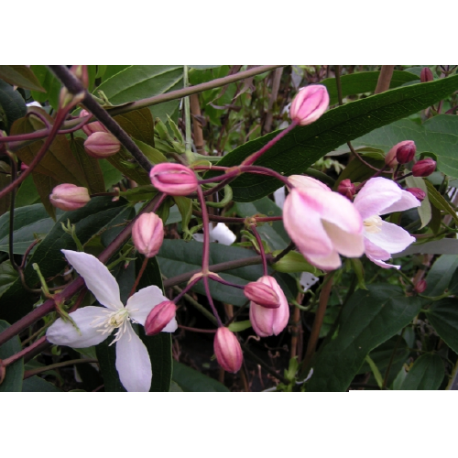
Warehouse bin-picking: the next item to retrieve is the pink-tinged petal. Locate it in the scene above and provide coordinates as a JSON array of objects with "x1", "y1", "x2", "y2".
[
  {"x1": 366, "y1": 253, "x2": 401, "y2": 269},
  {"x1": 364, "y1": 238, "x2": 391, "y2": 261},
  {"x1": 322, "y1": 220, "x2": 365, "y2": 258},
  {"x1": 288, "y1": 175, "x2": 331, "y2": 191},
  {"x1": 46, "y1": 306, "x2": 110, "y2": 348},
  {"x1": 62, "y1": 250, "x2": 122, "y2": 311},
  {"x1": 126, "y1": 285, "x2": 167, "y2": 326},
  {"x1": 354, "y1": 178, "x2": 404, "y2": 220},
  {"x1": 365, "y1": 221, "x2": 416, "y2": 255},
  {"x1": 305, "y1": 250, "x2": 342, "y2": 271},
  {"x1": 115, "y1": 324, "x2": 152, "y2": 392},
  {"x1": 381, "y1": 189, "x2": 420, "y2": 214}
]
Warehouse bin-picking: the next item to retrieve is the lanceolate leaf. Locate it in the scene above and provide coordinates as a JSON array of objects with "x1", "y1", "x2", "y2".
[
  {"x1": 305, "y1": 284, "x2": 425, "y2": 392},
  {"x1": 0, "y1": 80, "x2": 26, "y2": 133},
  {"x1": 172, "y1": 361, "x2": 229, "y2": 392},
  {"x1": 114, "y1": 108, "x2": 156, "y2": 147},
  {"x1": 0, "y1": 65, "x2": 45, "y2": 92},
  {"x1": 0, "y1": 320, "x2": 23, "y2": 392},
  {"x1": 210, "y1": 76, "x2": 458, "y2": 202},
  {"x1": 425, "y1": 298, "x2": 458, "y2": 355},
  {"x1": 398, "y1": 354, "x2": 445, "y2": 390}
]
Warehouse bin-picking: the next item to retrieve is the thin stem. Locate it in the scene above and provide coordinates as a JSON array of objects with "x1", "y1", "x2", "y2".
[
  {"x1": 242, "y1": 344, "x2": 288, "y2": 385},
  {"x1": 240, "y1": 165, "x2": 292, "y2": 188},
  {"x1": 271, "y1": 241, "x2": 295, "y2": 264},
  {"x1": 250, "y1": 225, "x2": 268, "y2": 276},
  {"x1": 129, "y1": 256, "x2": 149, "y2": 298},
  {"x1": 23, "y1": 358, "x2": 98, "y2": 380},
  {"x1": 178, "y1": 325, "x2": 216, "y2": 334},
  {"x1": 192, "y1": 210, "x2": 282, "y2": 224},
  {"x1": 2, "y1": 336, "x2": 47, "y2": 367},
  {"x1": 374, "y1": 65, "x2": 395, "y2": 94},
  {"x1": 196, "y1": 186, "x2": 211, "y2": 273},
  {"x1": 203, "y1": 276, "x2": 223, "y2": 327},
  {"x1": 183, "y1": 65, "x2": 193, "y2": 155}
]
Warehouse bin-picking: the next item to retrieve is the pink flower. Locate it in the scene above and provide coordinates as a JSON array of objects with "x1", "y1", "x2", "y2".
[
  {"x1": 84, "y1": 132, "x2": 121, "y2": 158},
  {"x1": 50, "y1": 184, "x2": 90, "y2": 211},
  {"x1": 353, "y1": 177, "x2": 420, "y2": 269},
  {"x1": 412, "y1": 159, "x2": 436, "y2": 177},
  {"x1": 214, "y1": 327, "x2": 243, "y2": 373},
  {"x1": 131, "y1": 212, "x2": 164, "y2": 258},
  {"x1": 244, "y1": 280, "x2": 280, "y2": 308},
  {"x1": 145, "y1": 301, "x2": 177, "y2": 336},
  {"x1": 283, "y1": 176, "x2": 365, "y2": 270},
  {"x1": 149, "y1": 163, "x2": 198, "y2": 196},
  {"x1": 290, "y1": 85, "x2": 329, "y2": 126},
  {"x1": 385, "y1": 140, "x2": 416, "y2": 167},
  {"x1": 249, "y1": 276, "x2": 289, "y2": 337}
]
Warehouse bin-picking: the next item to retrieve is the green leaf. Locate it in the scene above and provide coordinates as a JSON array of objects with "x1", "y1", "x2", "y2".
[
  {"x1": 133, "y1": 139, "x2": 167, "y2": 165},
  {"x1": 31, "y1": 173, "x2": 58, "y2": 219},
  {"x1": 0, "y1": 261, "x2": 19, "y2": 299},
  {"x1": 405, "y1": 176, "x2": 431, "y2": 229},
  {"x1": 22, "y1": 376, "x2": 60, "y2": 392},
  {"x1": 15, "y1": 175, "x2": 40, "y2": 208},
  {"x1": 157, "y1": 239, "x2": 296, "y2": 306},
  {"x1": 364, "y1": 355, "x2": 384, "y2": 389},
  {"x1": 0, "y1": 80, "x2": 26, "y2": 133},
  {"x1": 210, "y1": 76, "x2": 458, "y2": 202},
  {"x1": 0, "y1": 161, "x2": 11, "y2": 217},
  {"x1": 425, "y1": 298, "x2": 458, "y2": 355},
  {"x1": 0, "y1": 203, "x2": 55, "y2": 255},
  {"x1": 96, "y1": 338, "x2": 125, "y2": 392},
  {"x1": 0, "y1": 197, "x2": 130, "y2": 323},
  {"x1": 0, "y1": 320, "x2": 23, "y2": 392},
  {"x1": 321, "y1": 70, "x2": 419, "y2": 106},
  {"x1": 399, "y1": 239, "x2": 458, "y2": 256},
  {"x1": 305, "y1": 284, "x2": 425, "y2": 392},
  {"x1": 398, "y1": 354, "x2": 444, "y2": 390},
  {"x1": 30, "y1": 65, "x2": 61, "y2": 110},
  {"x1": 425, "y1": 180, "x2": 458, "y2": 226},
  {"x1": 0, "y1": 65, "x2": 45, "y2": 92},
  {"x1": 172, "y1": 361, "x2": 229, "y2": 392},
  {"x1": 424, "y1": 255, "x2": 458, "y2": 297},
  {"x1": 96, "y1": 65, "x2": 184, "y2": 121},
  {"x1": 114, "y1": 108, "x2": 156, "y2": 147}
]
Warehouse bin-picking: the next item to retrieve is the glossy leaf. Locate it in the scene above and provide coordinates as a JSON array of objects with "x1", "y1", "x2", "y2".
[
  {"x1": 425, "y1": 298, "x2": 458, "y2": 355},
  {"x1": 0, "y1": 65, "x2": 45, "y2": 92},
  {"x1": 114, "y1": 108, "x2": 156, "y2": 147},
  {"x1": 0, "y1": 80, "x2": 26, "y2": 133},
  {"x1": 211, "y1": 76, "x2": 458, "y2": 202},
  {"x1": 172, "y1": 361, "x2": 229, "y2": 392},
  {"x1": 305, "y1": 284, "x2": 425, "y2": 392},
  {"x1": 0, "y1": 320, "x2": 23, "y2": 392},
  {"x1": 398, "y1": 354, "x2": 444, "y2": 390}
]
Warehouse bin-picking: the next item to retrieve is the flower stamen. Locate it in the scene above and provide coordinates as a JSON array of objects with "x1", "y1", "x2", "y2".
[{"x1": 364, "y1": 215, "x2": 383, "y2": 233}]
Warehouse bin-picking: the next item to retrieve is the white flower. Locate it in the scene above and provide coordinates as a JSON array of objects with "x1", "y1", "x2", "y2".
[
  {"x1": 353, "y1": 177, "x2": 421, "y2": 269},
  {"x1": 46, "y1": 250, "x2": 177, "y2": 392}
]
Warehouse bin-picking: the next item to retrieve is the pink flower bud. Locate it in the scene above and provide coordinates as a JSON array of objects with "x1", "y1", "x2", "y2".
[
  {"x1": 79, "y1": 110, "x2": 108, "y2": 136},
  {"x1": 145, "y1": 300, "x2": 177, "y2": 336},
  {"x1": 385, "y1": 140, "x2": 415, "y2": 167},
  {"x1": 132, "y1": 212, "x2": 164, "y2": 258},
  {"x1": 337, "y1": 179, "x2": 356, "y2": 199},
  {"x1": 249, "y1": 276, "x2": 290, "y2": 337},
  {"x1": 406, "y1": 187, "x2": 426, "y2": 201},
  {"x1": 214, "y1": 327, "x2": 243, "y2": 373},
  {"x1": 412, "y1": 159, "x2": 436, "y2": 177},
  {"x1": 149, "y1": 163, "x2": 199, "y2": 196},
  {"x1": 414, "y1": 280, "x2": 427, "y2": 294},
  {"x1": 290, "y1": 85, "x2": 329, "y2": 126},
  {"x1": 50, "y1": 184, "x2": 90, "y2": 211},
  {"x1": 420, "y1": 68, "x2": 434, "y2": 83},
  {"x1": 84, "y1": 132, "x2": 121, "y2": 158},
  {"x1": 244, "y1": 280, "x2": 280, "y2": 309}
]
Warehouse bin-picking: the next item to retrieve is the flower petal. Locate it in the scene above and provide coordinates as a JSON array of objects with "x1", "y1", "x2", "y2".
[
  {"x1": 322, "y1": 220, "x2": 365, "y2": 257},
  {"x1": 289, "y1": 175, "x2": 331, "y2": 191},
  {"x1": 353, "y1": 178, "x2": 404, "y2": 220},
  {"x1": 162, "y1": 318, "x2": 178, "y2": 333},
  {"x1": 382, "y1": 189, "x2": 420, "y2": 214},
  {"x1": 46, "y1": 306, "x2": 110, "y2": 348},
  {"x1": 365, "y1": 221, "x2": 416, "y2": 255},
  {"x1": 366, "y1": 253, "x2": 401, "y2": 269},
  {"x1": 115, "y1": 324, "x2": 152, "y2": 392},
  {"x1": 62, "y1": 250, "x2": 123, "y2": 311},
  {"x1": 364, "y1": 238, "x2": 391, "y2": 261},
  {"x1": 126, "y1": 285, "x2": 167, "y2": 326},
  {"x1": 305, "y1": 249, "x2": 342, "y2": 271}
]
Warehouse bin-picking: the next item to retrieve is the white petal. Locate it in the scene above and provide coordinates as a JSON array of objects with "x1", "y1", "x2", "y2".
[
  {"x1": 364, "y1": 238, "x2": 391, "y2": 261},
  {"x1": 126, "y1": 285, "x2": 167, "y2": 326},
  {"x1": 365, "y1": 221, "x2": 416, "y2": 255},
  {"x1": 322, "y1": 220, "x2": 365, "y2": 257},
  {"x1": 62, "y1": 250, "x2": 123, "y2": 311},
  {"x1": 209, "y1": 223, "x2": 236, "y2": 246},
  {"x1": 162, "y1": 317, "x2": 178, "y2": 333},
  {"x1": 305, "y1": 249, "x2": 342, "y2": 271},
  {"x1": 367, "y1": 253, "x2": 401, "y2": 269},
  {"x1": 46, "y1": 306, "x2": 110, "y2": 348},
  {"x1": 382, "y1": 189, "x2": 421, "y2": 214},
  {"x1": 115, "y1": 324, "x2": 152, "y2": 392}
]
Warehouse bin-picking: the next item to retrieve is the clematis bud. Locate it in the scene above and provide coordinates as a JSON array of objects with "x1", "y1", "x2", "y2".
[
  {"x1": 420, "y1": 68, "x2": 434, "y2": 83},
  {"x1": 412, "y1": 159, "x2": 436, "y2": 177},
  {"x1": 84, "y1": 132, "x2": 121, "y2": 158},
  {"x1": 79, "y1": 109, "x2": 108, "y2": 136},
  {"x1": 214, "y1": 327, "x2": 243, "y2": 373},
  {"x1": 337, "y1": 179, "x2": 356, "y2": 200},
  {"x1": 50, "y1": 184, "x2": 90, "y2": 211},
  {"x1": 249, "y1": 276, "x2": 290, "y2": 337},
  {"x1": 406, "y1": 187, "x2": 426, "y2": 201},
  {"x1": 145, "y1": 300, "x2": 177, "y2": 336},
  {"x1": 132, "y1": 212, "x2": 164, "y2": 258},
  {"x1": 414, "y1": 280, "x2": 427, "y2": 294},
  {"x1": 149, "y1": 163, "x2": 198, "y2": 196},
  {"x1": 244, "y1": 280, "x2": 280, "y2": 309},
  {"x1": 385, "y1": 140, "x2": 415, "y2": 167},
  {"x1": 290, "y1": 85, "x2": 329, "y2": 126}
]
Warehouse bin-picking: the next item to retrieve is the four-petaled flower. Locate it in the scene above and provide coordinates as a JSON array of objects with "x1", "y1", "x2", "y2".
[
  {"x1": 353, "y1": 177, "x2": 420, "y2": 269},
  {"x1": 46, "y1": 250, "x2": 177, "y2": 392}
]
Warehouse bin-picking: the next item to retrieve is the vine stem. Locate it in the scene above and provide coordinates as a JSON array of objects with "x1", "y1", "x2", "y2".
[
  {"x1": 23, "y1": 358, "x2": 98, "y2": 380},
  {"x1": 250, "y1": 225, "x2": 269, "y2": 276},
  {"x1": 128, "y1": 257, "x2": 149, "y2": 298}
]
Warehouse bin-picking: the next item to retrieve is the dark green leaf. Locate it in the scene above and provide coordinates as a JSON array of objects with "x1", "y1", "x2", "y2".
[
  {"x1": 305, "y1": 284, "x2": 425, "y2": 392},
  {"x1": 424, "y1": 255, "x2": 458, "y2": 297},
  {"x1": 398, "y1": 354, "x2": 444, "y2": 390},
  {"x1": 426, "y1": 298, "x2": 458, "y2": 355},
  {"x1": 0, "y1": 261, "x2": 19, "y2": 299},
  {"x1": 114, "y1": 108, "x2": 156, "y2": 147},
  {"x1": 172, "y1": 361, "x2": 229, "y2": 392},
  {"x1": 0, "y1": 162, "x2": 11, "y2": 217},
  {"x1": 15, "y1": 175, "x2": 40, "y2": 208},
  {"x1": 31, "y1": 173, "x2": 58, "y2": 219},
  {"x1": 425, "y1": 180, "x2": 458, "y2": 225},
  {"x1": 30, "y1": 66, "x2": 61, "y2": 110},
  {"x1": 22, "y1": 376, "x2": 60, "y2": 392},
  {"x1": 0, "y1": 80, "x2": 26, "y2": 133},
  {"x1": 96, "y1": 338, "x2": 125, "y2": 392},
  {"x1": 210, "y1": 76, "x2": 458, "y2": 202},
  {"x1": 0, "y1": 65, "x2": 45, "y2": 92},
  {"x1": 0, "y1": 320, "x2": 23, "y2": 392}
]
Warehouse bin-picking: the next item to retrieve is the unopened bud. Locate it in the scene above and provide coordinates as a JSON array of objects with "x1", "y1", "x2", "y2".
[
  {"x1": 290, "y1": 85, "x2": 329, "y2": 126},
  {"x1": 79, "y1": 109, "x2": 108, "y2": 136},
  {"x1": 386, "y1": 140, "x2": 415, "y2": 167},
  {"x1": 149, "y1": 163, "x2": 198, "y2": 196},
  {"x1": 214, "y1": 327, "x2": 243, "y2": 373},
  {"x1": 145, "y1": 301, "x2": 177, "y2": 336},
  {"x1": 244, "y1": 280, "x2": 280, "y2": 308},
  {"x1": 50, "y1": 184, "x2": 90, "y2": 211},
  {"x1": 337, "y1": 179, "x2": 356, "y2": 199},
  {"x1": 406, "y1": 187, "x2": 426, "y2": 201},
  {"x1": 84, "y1": 132, "x2": 121, "y2": 158},
  {"x1": 412, "y1": 159, "x2": 436, "y2": 177},
  {"x1": 420, "y1": 68, "x2": 434, "y2": 83},
  {"x1": 132, "y1": 212, "x2": 164, "y2": 258},
  {"x1": 70, "y1": 65, "x2": 89, "y2": 89},
  {"x1": 414, "y1": 280, "x2": 427, "y2": 294}
]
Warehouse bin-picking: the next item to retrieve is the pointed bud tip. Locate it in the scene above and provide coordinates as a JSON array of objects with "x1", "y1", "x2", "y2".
[
  {"x1": 50, "y1": 184, "x2": 90, "y2": 211},
  {"x1": 290, "y1": 85, "x2": 329, "y2": 126},
  {"x1": 214, "y1": 327, "x2": 243, "y2": 373},
  {"x1": 132, "y1": 213, "x2": 164, "y2": 258},
  {"x1": 412, "y1": 159, "x2": 436, "y2": 177},
  {"x1": 149, "y1": 163, "x2": 199, "y2": 196},
  {"x1": 84, "y1": 132, "x2": 121, "y2": 158}
]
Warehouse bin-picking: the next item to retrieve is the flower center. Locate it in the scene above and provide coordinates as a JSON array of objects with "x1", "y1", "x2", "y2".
[
  {"x1": 91, "y1": 308, "x2": 131, "y2": 345},
  {"x1": 364, "y1": 215, "x2": 383, "y2": 233}
]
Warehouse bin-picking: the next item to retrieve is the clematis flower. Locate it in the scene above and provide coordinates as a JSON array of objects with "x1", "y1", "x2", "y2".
[
  {"x1": 353, "y1": 177, "x2": 420, "y2": 269},
  {"x1": 46, "y1": 250, "x2": 177, "y2": 392},
  {"x1": 283, "y1": 175, "x2": 365, "y2": 270}
]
